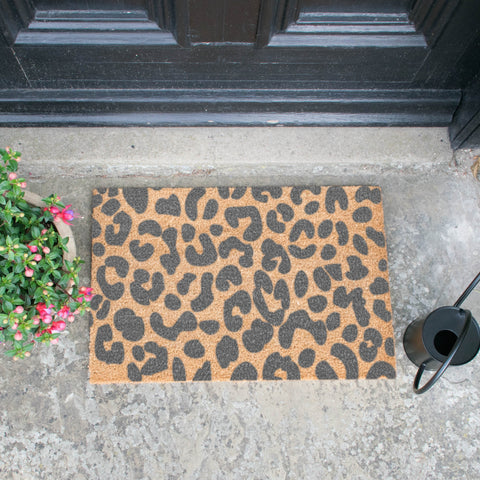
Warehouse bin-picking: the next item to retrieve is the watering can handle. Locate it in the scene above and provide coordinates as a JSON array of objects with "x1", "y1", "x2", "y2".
[{"x1": 413, "y1": 309, "x2": 472, "y2": 394}]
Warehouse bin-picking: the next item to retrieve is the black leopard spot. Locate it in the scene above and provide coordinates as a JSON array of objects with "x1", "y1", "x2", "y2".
[
  {"x1": 96, "y1": 256, "x2": 129, "y2": 300},
  {"x1": 203, "y1": 199, "x2": 218, "y2": 220},
  {"x1": 305, "y1": 201, "x2": 319, "y2": 215},
  {"x1": 253, "y1": 271, "x2": 287, "y2": 326},
  {"x1": 216, "y1": 265, "x2": 242, "y2": 292},
  {"x1": 160, "y1": 228, "x2": 180, "y2": 275},
  {"x1": 353, "y1": 207, "x2": 372, "y2": 223},
  {"x1": 210, "y1": 224, "x2": 223, "y2": 236},
  {"x1": 225, "y1": 206, "x2": 262, "y2": 242},
  {"x1": 129, "y1": 240, "x2": 154, "y2": 262},
  {"x1": 335, "y1": 221, "x2": 349, "y2": 246},
  {"x1": 140, "y1": 342, "x2": 168, "y2": 375},
  {"x1": 105, "y1": 212, "x2": 132, "y2": 246},
  {"x1": 177, "y1": 273, "x2": 196, "y2": 295},
  {"x1": 231, "y1": 362, "x2": 258, "y2": 380},
  {"x1": 290, "y1": 219, "x2": 315, "y2": 242},
  {"x1": 93, "y1": 242, "x2": 105, "y2": 257},
  {"x1": 173, "y1": 357, "x2": 186, "y2": 381},
  {"x1": 373, "y1": 300, "x2": 392, "y2": 322},
  {"x1": 185, "y1": 234, "x2": 217, "y2": 266},
  {"x1": 318, "y1": 220, "x2": 333, "y2": 238},
  {"x1": 277, "y1": 203, "x2": 294, "y2": 221},
  {"x1": 132, "y1": 345, "x2": 145, "y2": 362},
  {"x1": 325, "y1": 186, "x2": 348, "y2": 213},
  {"x1": 313, "y1": 266, "x2": 331, "y2": 292},
  {"x1": 155, "y1": 194, "x2": 181, "y2": 216},
  {"x1": 298, "y1": 349, "x2": 315, "y2": 368},
  {"x1": 90, "y1": 294, "x2": 103, "y2": 311},
  {"x1": 224, "y1": 290, "x2": 251, "y2": 332},
  {"x1": 165, "y1": 293, "x2": 181, "y2": 310},
  {"x1": 92, "y1": 218, "x2": 102, "y2": 238},
  {"x1": 251, "y1": 187, "x2": 282, "y2": 203},
  {"x1": 193, "y1": 361, "x2": 211, "y2": 381},
  {"x1": 218, "y1": 187, "x2": 230, "y2": 199},
  {"x1": 127, "y1": 363, "x2": 142, "y2": 382},
  {"x1": 150, "y1": 311, "x2": 197, "y2": 341},
  {"x1": 331, "y1": 343, "x2": 358, "y2": 379},
  {"x1": 232, "y1": 187, "x2": 247, "y2": 199},
  {"x1": 130, "y1": 269, "x2": 164, "y2": 306},
  {"x1": 279, "y1": 310, "x2": 327, "y2": 349},
  {"x1": 345, "y1": 256, "x2": 369, "y2": 280},
  {"x1": 321, "y1": 244, "x2": 337, "y2": 261},
  {"x1": 385, "y1": 338, "x2": 395, "y2": 356},
  {"x1": 366, "y1": 361, "x2": 396, "y2": 379},
  {"x1": 288, "y1": 245, "x2": 316, "y2": 259},
  {"x1": 333, "y1": 286, "x2": 370, "y2": 327},
  {"x1": 92, "y1": 194, "x2": 103, "y2": 209},
  {"x1": 308, "y1": 295, "x2": 328, "y2": 313},
  {"x1": 108, "y1": 188, "x2": 118, "y2": 197},
  {"x1": 182, "y1": 224, "x2": 195, "y2": 242},
  {"x1": 359, "y1": 328, "x2": 383, "y2": 362},
  {"x1": 191, "y1": 273, "x2": 214, "y2": 312},
  {"x1": 185, "y1": 187, "x2": 206, "y2": 221},
  {"x1": 242, "y1": 319, "x2": 274, "y2": 353},
  {"x1": 113, "y1": 308, "x2": 144, "y2": 342},
  {"x1": 353, "y1": 234, "x2": 368, "y2": 255},
  {"x1": 366, "y1": 227, "x2": 386, "y2": 247},
  {"x1": 290, "y1": 186, "x2": 321, "y2": 205},
  {"x1": 138, "y1": 220, "x2": 162, "y2": 237},
  {"x1": 342, "y1": 324, "x2": 358, "y2": 342},
  {"x1": 122, "y1": 188, "x2": 148, "y2": 214},
  {"x1": 266, "y1": 210, "x2": 286, "y2": 234},
  {"x1": 184, "y1": 339, "x2": 205, "y2": 359},
  {"x1": 325, "y1": 264, "x2": 343, "y2": 281},
  {"x1": 378, "y1": 259, "x2": 388, "y2": 271},
  {"x1": 326, "y1": 312, "x2": 341, "y2": 330},
  {"x1": 355, "y1": 186, "x2": 381, "y2": 204},
  {"x1": 263, "y1": 353, "x2": 301, "y2": 380},
  {"x1": 262, "y1": 239, "x2": 291, "y2": 274},
  {"x1": 315, "y1": 361, "x2": 338, "y2": 379},
  {"x1": 95, "y1": 324, "x2": 124, "y2": 365},
  {"x1": 369, "y1": 277, "x2": 389, "y2": 295},
  {"x1": 219, "y1": 237, "x2": 254, "y2": 268},
  {"x1": 101, "y1": 198, "x2": 120, "y2": 216},
  {"x1": 294, "y1": 271, "x2": 309, "y2": 298},
  {"x1": 199, "y1": 320, "x2": 220, "y2": 335},
  {"x1": 96, "y1": 299, "x2": 110, "y2": 320},
  {"x1": 216, "y1": 336, "x2": 239, "y2": 368}
]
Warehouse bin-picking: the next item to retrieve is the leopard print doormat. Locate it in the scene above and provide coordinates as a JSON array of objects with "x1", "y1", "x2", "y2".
[{"x1": 89, "y1": 186, "x2": 396, "y2": 383}]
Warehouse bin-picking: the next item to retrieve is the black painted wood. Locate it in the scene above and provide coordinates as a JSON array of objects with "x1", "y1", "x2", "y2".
[{"x1": 0, "y1": 0, "x2": 478, "y2": 148}]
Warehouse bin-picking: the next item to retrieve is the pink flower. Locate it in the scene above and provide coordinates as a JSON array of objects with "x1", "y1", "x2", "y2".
[
  {"x1": 20, "y1": 182, "x2": 27, "y2": 188},
  {"x1": 27, "y1": 245, "x2": 38, "y2": 253},
  {"x1": 42, "y1": 247, "x2": 50, "y2": 254},
  {"x1": 67, "y1": 314, "x2": 75, "y2": 323},
  {"x1": 32, "y1": 316, "x2": 40, "y2": 325},
  {"x1": 50, "y1": 338, "x2": 59, "y2": 345},
  {"x1": 12, "y1": 323, "x2": 18, "y2": 330},
  {"x1": 79, "y1": 286, "x2": 94, "y2": 301},
  {"x1": 50, "y1": 320, "x2": 66, "y2": 333},
  {"x1": 44, "y1": 205, "x2": 60, "y2": 219},
  {"x1": 57, "y1": 305, "x2": 70, "y2": 319},
  {"x1": 42, "y1": 315, "x2": 52, "y2": 324},
  {"x1": 13, "y1": 306, "x2": 24, "y2": 314},
  {"x1": 58, "y1": 205, "x2": 79, "y2": 225},
  {"x1": 8, "y1": 173, "x2": 17, "y2": 180},
  {"x1": 34, "y1": 254, "x2": 42, "y2": 261},
  {"x1": 14, "y1": 331, "x2": 22, "y2": 341},
  {"x1": 25, "y1": 267, "x2": 34, "y2": 277},
  {"x1": 41, "y1": 228, "x2": 48, "y2": 235}
]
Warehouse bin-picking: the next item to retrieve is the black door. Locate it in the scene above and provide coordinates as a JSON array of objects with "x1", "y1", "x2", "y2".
[{"x1": 1, "y1": 0, "x2": 480, "y2": 143}]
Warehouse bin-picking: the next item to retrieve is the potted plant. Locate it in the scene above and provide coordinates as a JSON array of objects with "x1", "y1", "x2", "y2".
[{"x1": 0, "y1": 147, "x2": 92, "y2": 360}]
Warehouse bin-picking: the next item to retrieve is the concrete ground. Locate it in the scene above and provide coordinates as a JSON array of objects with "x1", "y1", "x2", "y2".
[{"x1": 0, "y1": 127, "x2": 479, "y2": 480}]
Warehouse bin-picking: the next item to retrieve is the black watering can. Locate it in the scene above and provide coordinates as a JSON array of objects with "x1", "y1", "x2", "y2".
[{"x1": 403, "y1": 271, "x2": 480, "y2": 394}]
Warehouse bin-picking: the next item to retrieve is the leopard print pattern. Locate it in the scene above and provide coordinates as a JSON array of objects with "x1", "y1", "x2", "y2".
[{"x1": 89, "y1": 186, "x2": 395, "y2": 383}]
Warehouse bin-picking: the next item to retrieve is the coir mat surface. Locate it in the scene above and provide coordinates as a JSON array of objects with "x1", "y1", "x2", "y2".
[{"x1": 89, "y1": 186, "x2": 396, "y2": 383}]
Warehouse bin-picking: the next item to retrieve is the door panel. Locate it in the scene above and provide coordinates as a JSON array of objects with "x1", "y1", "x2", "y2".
[{"x1": 0, "y1": 0, "x2": 479, "y2": 136}]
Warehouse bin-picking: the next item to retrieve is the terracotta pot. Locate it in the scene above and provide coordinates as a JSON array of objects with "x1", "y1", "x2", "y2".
[{"x1": 23, "y1": 190, "x2": 77, "y2": 263}]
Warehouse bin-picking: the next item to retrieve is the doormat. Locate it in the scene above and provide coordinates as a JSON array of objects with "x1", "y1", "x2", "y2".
[{"x1": 89, "y1": 186, "x2": 396, "y2": 383}]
